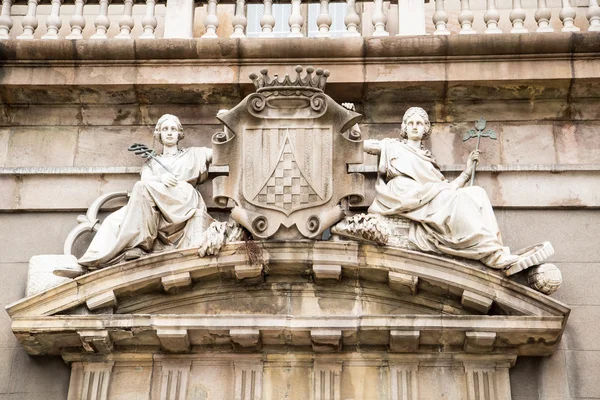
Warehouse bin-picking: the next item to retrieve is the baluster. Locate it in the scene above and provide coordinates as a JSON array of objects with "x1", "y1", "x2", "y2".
[
  {"x1": 139, "y1": 0, "x2": 157, "y2": 38},
  {"x1": 372, "y1": 0, "x2": 388, "y2": 36},
  {"x1": 66, "y1": 0, "x2": 86, "y2": 39},
  {"x1": 0, "y1": 0, "x2": 13, "y2": 39},
  {"x1": 510, "y1": 0, "x2": 527, "y2": 32},
  {"x1": 344, "y1": 0, "x2": 360, "y2": 36},
  {"x1": 458, "y1": 0, "x2": 475, "y2": 33},
  {"x1": 433, "y1": 0, "x2": 449, "y2": 35},
  {"x1": 17, "y1": 0, "x2": 38, "y2": 39},
  {"x1": 560, "y1": 0, "x2": 580, "y2": 30},
  {"x1": 259, "y1": 0, "x2": 275, "y2": 37},
  {"x1": 230, "y1": 0, "x2": 246, "y2": 38},
  {"x1": 316, "y1": 0, "x2": 332, "y2": 37},
  {"x1": 91, "y1": 0, "x2": 111, "y2": 39},
  {"x1": 116, "y1": 0, "x2": 134, "y2": 38},
  {"x1": 288, "y1": 0, "x2": 304, "y2": 37},
  {"x1": 484, "y1": 0, "x2": 502, "y2": 33},
  {"x1": 534, "y1": 0, "x2": 553, "y2": 31},
  {"x1": 588, "y1": 0, "x2": 600, "y2": 30},
  {"x1": 42, "y1": 0, "x2": 62, "y2": 39},
  {"x1": 202, "y1": 0, "x2": 219, "y2": 38}
]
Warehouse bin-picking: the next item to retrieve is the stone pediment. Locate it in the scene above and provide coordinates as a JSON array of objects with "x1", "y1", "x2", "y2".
[{"x1": 7, "y1": 241, "x2": 569, "y2": 359}]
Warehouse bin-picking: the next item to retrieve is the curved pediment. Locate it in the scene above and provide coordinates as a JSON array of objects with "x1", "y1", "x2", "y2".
[{"x1": 6, "y1": 241, "x2": 569, "y2": 357}]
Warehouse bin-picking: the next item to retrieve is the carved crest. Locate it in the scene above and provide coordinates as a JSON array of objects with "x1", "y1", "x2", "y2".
[{"x1": 212, "y1": 66, "x2": 364, "y2": 239}]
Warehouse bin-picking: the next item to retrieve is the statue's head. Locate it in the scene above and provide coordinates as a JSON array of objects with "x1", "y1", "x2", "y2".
[
  {"x1": 154, "y1": 114, "x2": 185, "y2": 144},
  {"x1": 400, "y1": 107, "x2": 431, "y2": 141}
]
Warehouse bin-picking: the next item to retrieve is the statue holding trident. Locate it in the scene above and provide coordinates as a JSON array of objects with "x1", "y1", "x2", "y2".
[{"x1": 360, "y1": 107, "x2": 553, "y2": 276}]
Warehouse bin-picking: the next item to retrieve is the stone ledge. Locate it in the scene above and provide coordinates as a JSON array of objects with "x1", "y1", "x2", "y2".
[
  {"x1": 0, "y1": 34, "x2": 598, "y2": 62},
  {"x1": 6, "y1": 242, "x2": 569, "y2": 320},
  {"x1": 11, "y1": 313, "x2": 564, "y2": 357}
]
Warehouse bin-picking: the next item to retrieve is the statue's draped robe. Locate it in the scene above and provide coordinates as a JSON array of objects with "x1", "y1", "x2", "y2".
[
  {"x1": 368, "y1": 139, "x2": 515, "y2": 269},
  {"x1": 79, "y1": 147, "x2": 214, "y2": 268}
]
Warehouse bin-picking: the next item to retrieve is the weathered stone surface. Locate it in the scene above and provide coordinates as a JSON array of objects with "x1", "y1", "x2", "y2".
[
  {"x1": 501, "y1": 124, "x2": 556, "y2": 165},
  {"x1": 565, "y1": 350, "x2": 600, "y2": 398},
  {"x1": 3, "y1": 127, "x2": 78, "y2": 167},
  {"x1": 26, "y1": 255, "x2": 75, "y2": 297},
  {"x1": 74, "y1": 126, "x2": 153, "y2": 167}
]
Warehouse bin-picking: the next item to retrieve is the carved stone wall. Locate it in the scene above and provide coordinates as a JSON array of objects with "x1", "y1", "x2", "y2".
[{"x1": 1, "y1": 35, "x2": 599, "y2": 399}]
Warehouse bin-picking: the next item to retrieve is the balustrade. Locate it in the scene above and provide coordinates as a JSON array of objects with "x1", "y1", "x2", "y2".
[{"x1": 0, "y1": 0, "x2": 597, "y2": 41}]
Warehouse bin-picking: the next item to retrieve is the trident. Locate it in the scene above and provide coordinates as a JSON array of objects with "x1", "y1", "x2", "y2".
[
  {"x1": 128, "y1": 143, "x2": 174, "y2": 175},
  {"x1": 462, "y1": 117, "x2": 497, "y2": 186}
]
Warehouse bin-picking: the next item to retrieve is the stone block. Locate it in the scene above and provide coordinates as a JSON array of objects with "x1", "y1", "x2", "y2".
[
  {"x1": 0, "y1": 263, "x2": 27, "y2": 347},
  {"x1": 501, "y1": 124, "x2": 556, "y2": 164},
  {"x1": 26, "y1": 255, "x2": 76, "y2": 297},
  {"x1": 555, "y1": 123, "x2": 600, "y2": 164},
  {"x1": 495, "y1": 209, "x2": 600, "y2": 263},
  {"x1": 4, "y1": 126, "x2": 78, "y2": 167},
  {"x1": 262, "y1": 357, "x2": 312, "y2": 400},
  {"x1": 157, "y1": 329, "x2": 190, "y2": 353},
  {"x1": 311, "y1": 329, "x2": 342, "y2": 352},
  {"x1": 565, "y1": 350, "x2": 600, "y2": 398},
  {"x1": 561, "y1": 306, "x2": 600, "y2": 351},
  {"x1": 78, "y1": 330, "x2": 113, "y2": 354},
  {"x1": 313, "y1": 265, "x2": 342, "y2": 281},
  {"x1": 0, "y1": 213, "x2": 82, "y2": 263},
  {"x1": 230, "y1": 329, "x2": 261, "y2": 349},
  {"x1": 234, "y1": 264, "x2": 263, "y2": 280},
  {"x1": 418, "y1": 365, "x2": 467, "y2": 400},
  {"x1": 461, "y1": 290, "x2": 493, "y2": 314},
  {"x1": 8, "y1": 349, "x2": 70, "y2": 395},
  {"x1": 553, "y1": 262, "x2": 600, "y2": 306},
  {"x1": 509, "y1": 357, "x2": 540, "y2": 398},
  {"x1": 86, "y1": 291, "x2": 117, "y2": 311},
  {"x1": 187, "y1": 361, "x2": 235, "y2": 400},
  {"x1": 74, "y1": 126, "x2": 153, "y2": 167},
  {"x1": 388, "y1": 271, "x2": 418, "y2": 295},
  {"x1": 0, "y1": 347, "x2": 14, "y2": 393},
  {"x1": 161, "y1": 272, "x2": 192, "y2": 293},
  {"x1": 0, "y1": 176, "x2": 17, "y2": 211},
  {"x1": 428, "y1": 122, "x2": 502, "y2": 166},
  {"x1": 79, "y1": 105, "x2": 141, "y2": 126},
  {"x1": 537, "y1": 350, "x2": 570, "y2": 399},
  {"x1": 0, "y1": 129, "x2": 9, "y2": 166},
  {"x1": 106, "y1": 364, "x2": 152, "y2": 400},
  {"x1": 390, "y1": 330, "x2": 420, "y2": 352},
  {"x1": 464, "y1": 332, "x2": 496, "y2": 353},
  {"x1": 3, "y1": 105, "x2": 82, "y2": 127}
]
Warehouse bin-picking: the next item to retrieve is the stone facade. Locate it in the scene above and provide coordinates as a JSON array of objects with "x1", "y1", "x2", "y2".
[{"x1": 1, "y1": 34, "x2": 600, "y2": 399}]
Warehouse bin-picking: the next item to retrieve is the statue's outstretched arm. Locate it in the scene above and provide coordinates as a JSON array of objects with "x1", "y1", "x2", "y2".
[{"x1": 364, "y1": 139, "x2": 382, "y2": 155}]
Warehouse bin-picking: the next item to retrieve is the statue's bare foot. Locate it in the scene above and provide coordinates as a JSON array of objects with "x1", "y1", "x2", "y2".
[{"x1": 504, "y1": 242, "x2": 554, "y2": 276}]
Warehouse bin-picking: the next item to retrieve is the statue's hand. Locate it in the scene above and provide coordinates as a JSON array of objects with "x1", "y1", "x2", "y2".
[
  {"x1": 160, "y1": 173, "x2": 178, "y2": 187},
  {"x1": 465, "y1": 150, "x2": 480, "y2": 175}
]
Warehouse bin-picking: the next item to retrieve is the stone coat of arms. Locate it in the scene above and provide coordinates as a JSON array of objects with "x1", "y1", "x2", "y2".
[{"x1": 212, "y1": 66, "x2": 364, "y2": 239}]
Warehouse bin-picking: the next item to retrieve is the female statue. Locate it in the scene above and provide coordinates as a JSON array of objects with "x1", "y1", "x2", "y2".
[
  {"x1": 364, "y1": 107, "x2": 550, "y2": 272},
  {"x1": 78, "y1": 114, "x2": 214, "y2": 269}
]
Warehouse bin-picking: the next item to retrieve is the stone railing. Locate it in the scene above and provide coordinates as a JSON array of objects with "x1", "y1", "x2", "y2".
[{"x1": 0, "y1": 0, "x2": 599, "y2": 40}]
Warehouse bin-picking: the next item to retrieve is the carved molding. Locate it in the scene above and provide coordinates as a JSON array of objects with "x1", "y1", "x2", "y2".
[
  {"x1": 234, "y1": 360, "x2": 263, "y2": 400},
  {"x1": 156, "y1": 361, "x2": 191, "y2": 400},
  {"x1": 68, "y1": 362, "x2": 114, "y2": 400},
  {"x1": 314, "y1": 362, "x2": 342, "y2": 400},
  {"x1": 390, "y1": 363, "x2": 418, "y2": 400}
]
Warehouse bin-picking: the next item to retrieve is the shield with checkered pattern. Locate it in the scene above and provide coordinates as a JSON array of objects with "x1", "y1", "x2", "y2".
[{"x1": 242, "y1": 126, "x2": 333, "y2": 216}]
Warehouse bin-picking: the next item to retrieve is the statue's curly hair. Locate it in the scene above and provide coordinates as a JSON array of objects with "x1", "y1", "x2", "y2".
[
  {"x1": 153, "y1": 114, "x2": 185, "y2": 144},
  {"x1": 400, "y1": 107, "x2": 431, "y2": 141}
]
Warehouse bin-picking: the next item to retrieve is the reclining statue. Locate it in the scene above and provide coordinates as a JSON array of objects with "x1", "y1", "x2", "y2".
[
  {"x1": 78, "y1": 114, "x2": 215, "y2": 269},
  {"x1": 335, "y1": 106, "x2": 553, "y2": 276}
]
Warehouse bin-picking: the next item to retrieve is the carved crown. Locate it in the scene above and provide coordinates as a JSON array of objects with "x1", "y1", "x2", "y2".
[{"x1": 249, "y1": 65, "x2": 330, "y2": 93}]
